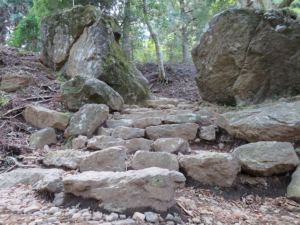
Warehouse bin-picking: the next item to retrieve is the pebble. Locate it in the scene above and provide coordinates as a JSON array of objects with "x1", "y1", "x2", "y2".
[
  {"x1": 132, "y1": 212, "x2": 145, "y2": 221},
  {"x1": 192, "y1": 218, "x2": 201, "y2": 223},
  {"x1": 145, "y1": 212, "x2": 158, "y2": 223},
  {"x1": 47, "y1": 206, "x2": 59, "y2": 215},
  {"x1": 106, "y1": 212, "x2": 119, "y2": 222},
  {"x1": 92, "y1": 211, "x2": 103, "y2": 221}
]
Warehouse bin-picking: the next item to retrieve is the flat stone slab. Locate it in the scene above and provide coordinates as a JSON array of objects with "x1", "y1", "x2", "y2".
[
  {"x1": 233, "y1": 142, "x2": 299, "y2": 176},
  {"x1": 131, "y1": 151, "x2": 179, "y2": 171},
  {"x1": 43, "y1": 150, "x2": 89, "y2": 170},
  {"x1": 179, "y1": 152, "x2": 241, "y2": 187},
  {"x1": 146, "y1": 123, "x2": 198, "y2": 141},
  {"x1": 287, "y1": 165, "x2": 300, "y2": 202},
  {"x1": 63, "y1": 167, "x2": 186, "y2": 212},
  {"x1": 217, "y1": 101, "x2": 300, "y2": 142}
]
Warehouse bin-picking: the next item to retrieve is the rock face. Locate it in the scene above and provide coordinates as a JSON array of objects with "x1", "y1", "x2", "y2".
[
  {"x1": 0, "y1": 73, "x2": 33, "y2": 92},
  {"x1": 287, "y1": 165, "x2": 300, "y2": 202},
  {"x1": 192, "y1": 8, "x2": 300, "y2": 105},
  {"x1": 79, "y1": 147, "x2": 127, "y2": 172},
  {"x1": 60, "y1": 75, "x2": 124, "y2": 111},
  {"x1": 146, "y1": 123, "x2": 198, "y2": 141},
  {"x1": 216, "y1": 101, "x2": 300, "y2": 142},
  {"x1": 64, "y1": 104, "x2": 109, "y2": 138},
  {"x1": 62, "y1": 167, "x2": 186, "y2": 212},
  {"x1": 233, "y1": 142, "x2": 299, "y2": 176},
  {"x1": 29, "y1": 127, "x2": 57, "y2": 149},
  {"x1": 0, "y1": 168, "x2": 63, "y2": 193},
  {"x1": 153, "y1": 138, "x2": 190, "y2": 154},
  {"x1": 43, "y1": 150, "x2": 89, "y2": 170},
  {"x1": 179, "y1": 152, "x2": 241, "y2": 187},
  {"x1": 40, "y1": 5, "x2": 150, "y2": 105},
  {"x1": 131, "y1": 151, "x2": 179, "y2": 171},
  {"x1": 23, "y1": 105, "x2": 69, "y2": 130}
]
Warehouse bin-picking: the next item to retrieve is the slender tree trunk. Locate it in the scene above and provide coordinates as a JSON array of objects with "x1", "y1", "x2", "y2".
[
  {"x1": 73, "y1": 0, "x2": 75, "y2": 7},
  {"x1": 180, "y1": 0, "x2": 190, "y2": 64},
  {"x1": 143, "y1": 0, "x2": 167, "y2": 83},
  {"x1": 277, "y1": 0, "x2": 294, "y2": 8},
  {"x1": 122, "y1": 0, "x2": 131, "y2": 59}
]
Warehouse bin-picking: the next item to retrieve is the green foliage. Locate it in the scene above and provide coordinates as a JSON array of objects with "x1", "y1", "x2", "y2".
[
  {"x1": 16, "y1": 48, "x2": 26, "y2": 55},
  {"x1": 0, "y1": 91, "x2": 10, "y2": 107},
  {"x1": 6, "y1": 14, "x2": 40, "y2": 51}
]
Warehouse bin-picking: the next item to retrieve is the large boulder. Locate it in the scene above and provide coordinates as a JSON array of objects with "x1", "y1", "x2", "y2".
[
  {"x1": 60, "y1": 75, "x2": 124, "y2": 111},
  {"x1": 23, "y1": 105, "x2": 69, "y2": 130},
  {"x1": 0, "y1": 73, "x2": 33, "y2": 92},
  {"x1": 216, "y1": 101, "x2": 300, "y2": 142},
  {"x1": 62, "y1": 167, "x2": 186, "y2": 212},
  {"x1": 0, "y1": 168, "x2": 63, "y2": 193},
  {"x1": 233, "y1": 142, "x2": 299, "y2": 176},
  {"x1": 40, "y1": 5, "x2": 150, "y2": 105},
  {"x1": 179, "y1": 152, "x2": 241, "y2": 187},
  {"x1": 192, "y1": 8, "x2": 300, "y2": 105},
  {"x1": 64, "y1": 104, "x2": 109, "y2": 138}
]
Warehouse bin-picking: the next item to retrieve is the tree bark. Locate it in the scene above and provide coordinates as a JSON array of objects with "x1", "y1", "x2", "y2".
[
  {"x1": 143, "y1": 0, "x2": 167, "y2": 83},
  {"x1": 122, "y1": 0, "x2": 131, "y2": 59},
  {"x1": 277, "y1": 0, "x2": 294, "y2": 8},
  {"x1": 180, "y1": 0, "x2": 190, "y2": 64}
]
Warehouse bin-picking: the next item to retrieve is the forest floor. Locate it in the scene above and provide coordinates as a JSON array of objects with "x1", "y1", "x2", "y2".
[{"x1": 0, "y1": 45, "x2": 300, "y2": 224}]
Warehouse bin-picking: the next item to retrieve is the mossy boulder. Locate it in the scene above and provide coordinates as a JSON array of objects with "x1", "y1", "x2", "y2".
[
  {"x1": 40, "y1": 5, "x2": 150, "y2": 106},
  {"x1": 0, "y1": 73, "x2": 33, "y2": 92},
  {"x1": 60, "y1": 75, "x2": 124, "y2": 111},
  {"x1": 192, "y1": 8, "x2": 300, "y2": 105}
]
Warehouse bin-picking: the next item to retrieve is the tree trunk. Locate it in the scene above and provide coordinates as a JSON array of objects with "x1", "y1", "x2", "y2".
[
  {"x1": 277, "y1": 0, "x2": 294, "y2": 8},
  {"x1": 143, "y1": 0, "x2": 167, "y2": 83},
  {"x1": 122, "y1": 0, "x2": 131, "y2": 59},
  {"x1": 180, "y1": 0, "x2": 190, "y2": 64},
  {"x1": 0, "y1": 17, "x2": 7, "y2": 44}
]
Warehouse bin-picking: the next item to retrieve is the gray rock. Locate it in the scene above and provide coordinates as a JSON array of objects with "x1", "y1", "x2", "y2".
[
  {"x1": 72, "y1": 135, "x2": 88, "y2": 150},
  {"x1": 216, "y1": 101, "x2": 300, "y2": 142},
  {"x1": 192, "y1": 8, "x2": 300, "y2": 105},
  {"x1": 47, "y1": 207, "x2": 59, "y2": 215},
  {"x1": 119, "y1": 110, "x2": 168, "y2": 120},
  {"x1": 125, "y1": 138, "x2": 154, "y2": 152},
  {"x1": 98, "y1": 127, "x2": 114, "y2": 136},
  {"x1": 80, "y1": 146, "x2": 127, "y2": 172},
  {"x1": 153, "y1": 138, "x2": 190, "y2": 154},
  {"x1": 233, "y1": 142, "x2": 299, "y2": 176},
  {"x1": 112, "y1": 219, "x2": 136, "y2": 225},
  {"x1": 179, "y1": 152, "x2": 241, "y2": 187},
  {"x1": 52, "y1": 192, "x2": 66, "y2": 206},
  {"x1": 61, "y1": 75, "x2": 124, "y2": 111},
  {"x1": 132, "y1": 117, "x2": 162, "y2": 129},
  {"x1": 0, "y1": 168, "x2": 63, "y2": 193},
  {"x1": 200, "y1": 125, "x2": 216, "y2": 141},
  {"x1": 133, "y1": 212, "x2": 145, "y2": 221},
  {"x1": 24, "y1": 205, "x2": 41, "y2": 214},
  {"x1": 112, "y1": 126, "x2": 145, "y2": 140},
  {"x1": 0, "y1": 73, "x2": 33, "y2": 92},
  {"x1": 63, "y1": 168, "x2": 186, "y2": 212},
  {"x1": 87, "y1": 135, "x2": 123, "y2": 150},
  {"x1": 106, "y1": 119, "x2": 133, "y2": 128},
  {"x1": 145, "y1": 212, "x2": 158, "y2": 223},
  {"x1": 92, "y1": 212, "x2": 103, "y2": 221},
  {"x1": 41, "y1": 6, "x2": 150, "y2": 105},
  {"x1": 287, "y1": 165, "x2": 300, "y2": 202},
  {"x1": 23, "y1": 105, "x2": 69, "y2": 130},
  {"x1": 132, "y1": 151, "x2": 179, "y2": 171},
  {"x1": 64, "y1": 104, "x2": 109, "y2": 138},
  {"x1": 146, "y1": 123, "x2": 198, "y2": 141},
  {"x1": 146, "y1": 99, "x2": 179, "y2": 108},
  {"x1": 43, "y1": 150, "x2": 89, "y2": 170},
  {"x1": 164, "y1": 113, "x2": 203, "y2": 124},
  {"x1": 106, "y1": 213, "x2": 119, "y2": 222},
  {"x1": 29, "y1": 127, "x2": 57, "y2": 149}
]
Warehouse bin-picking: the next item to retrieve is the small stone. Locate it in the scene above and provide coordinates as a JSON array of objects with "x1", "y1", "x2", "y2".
[
  {"x1": 166, "y1": 221, "x2": 175, "y2": 225},
  {"x1": 24, "y1": 205, "x2": 41, "y2": 214},
  {"x1": 192, "y1": 218, "x2": 201, "y2": 223},
  {"x1": 92, "y1": 212, "x2": 103, "y2": 221},
  {"x1": 202, "y1": 216, "x2": 213, "y2": 225},
  {"x1": 286, "y1": 205, "x2": 300, "y2": 213},
  {"x1": 119, "y1": 215, "x2": 126, "y2": 219},
  {"x1": 78, "y1": 209, "x2": 89, "y2": 214},
  {"x1": 52, "y1": 192, "x2": 65, "y2": 206},
  {"x1": 82, "y1": 212, "x2": 92, "y2": 221},
  {"x1": 72, "y1": 213, "x2": 81, "y2": 219},
  {"x1": 210, "y1": 199, "x2": 219, "y2": 205},
  {"x1": 133, "y1": 212, "x2": 145, "y2": 222},
  {"x1": 106, "y1": 213, "x2": 119, "y2": 222},
  {"x1": 53, "y1": 212, "x2": 61, "y2": 217},
  {"x1": 47, "y1": 206, "x2": 59, "y2": 215},
  {"x1": 219, "y1": 143, "x2": 225, "y2": 150},
  {"x1": 72, "y1": 135, "x2": 88, "y2": 149},
  {"x1": 111, "y1": 219, "x2": 136, "y2": 225},
  {"x1": 259, "y1": 207, "x2": 270, "y2": 214},
  {"x1": 165, "y1": 214, "x2": 175, "y2": 221},
  {"x1": 145, "y1": 212, "x2": 158, "y2": 223}
]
